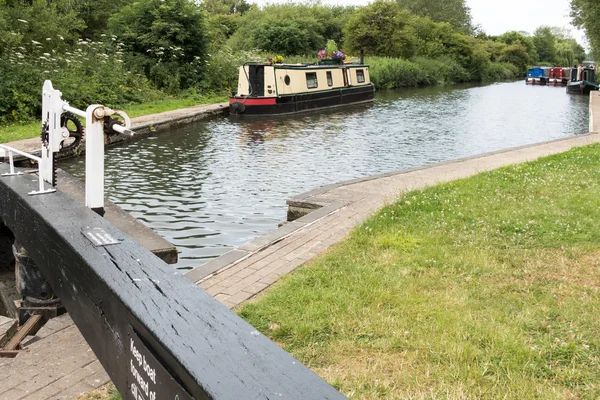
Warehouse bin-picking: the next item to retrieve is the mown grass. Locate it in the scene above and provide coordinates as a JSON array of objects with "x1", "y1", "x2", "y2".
[
  {"x1": 238, "y1": 144, "x2": 600, "y2": 399},
  {"x1": 77, "y1": 384, "x2": 121, "y2": 400},
  {"x1": 0, "y1": 94, "x2": 227, "y2": 144}
]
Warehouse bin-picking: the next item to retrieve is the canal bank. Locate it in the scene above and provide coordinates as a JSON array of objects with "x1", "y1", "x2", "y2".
[
  {"x1": 590, "y1": 91, "x2": 600, "y2": 133},
  {"x1": 0, "y1": 101, "x2": 229, "y2": 158}
]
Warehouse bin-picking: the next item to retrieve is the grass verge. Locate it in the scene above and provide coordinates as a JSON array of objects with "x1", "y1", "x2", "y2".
[
  {"x1": 0, "y1": 94, "x2": 227, "y2": 144},
  {"x1": 238, "y1": 143, "x2": 600, "y2": 399}
]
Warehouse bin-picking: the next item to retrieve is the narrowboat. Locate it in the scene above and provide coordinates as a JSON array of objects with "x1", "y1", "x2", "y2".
[
  {"x1": 525, "y1": 67, "x2": 546, "y2": 85},
  {"x1": 566, "y1": 66, "x2": 600, "y2": 95},
  {"x1": 229, "y1": 62, "x2": 375, "y2": 116},
  {"x1": 548, "y1": 67, "x2": 570, "y2": 86}
]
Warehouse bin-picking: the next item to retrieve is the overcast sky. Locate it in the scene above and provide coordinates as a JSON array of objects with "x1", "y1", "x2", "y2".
[
  {"x1": 468, "y1": 0, "x2": 585, "y2": 46},
  {"x1": 254, "y1": 0, "x2": 587, "y2": 47}
]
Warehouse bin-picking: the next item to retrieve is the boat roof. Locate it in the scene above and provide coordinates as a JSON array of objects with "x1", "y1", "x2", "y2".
[{"x1": 243, "y1": 62, "x2": 369, "y2": 68}]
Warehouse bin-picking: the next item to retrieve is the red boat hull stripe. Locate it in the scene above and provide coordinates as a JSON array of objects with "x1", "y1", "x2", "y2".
[{"x1": 230, "y1": 97, "x2": 276, "y2": 106}]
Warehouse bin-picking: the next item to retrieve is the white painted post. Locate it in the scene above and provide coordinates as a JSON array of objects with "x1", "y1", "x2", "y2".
[
  {"x1": 41, "y1": 81, "x2": 53, "y2": 185},
  {"x1": 85, "y1": 105, "x2": 105, "y2": 216},
  {"x1": 41, "y1": 80, "x2": 70, "y2": 186}
]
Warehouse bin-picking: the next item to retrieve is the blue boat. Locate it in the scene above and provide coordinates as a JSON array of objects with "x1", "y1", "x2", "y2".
[{"x1": 525, "y1": 67, "x2": 547, "y2": 85}]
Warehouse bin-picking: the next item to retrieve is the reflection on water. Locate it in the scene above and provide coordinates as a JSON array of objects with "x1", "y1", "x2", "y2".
[{"x1": 62, "y1": 81, "x2": 589, "y2": 269}]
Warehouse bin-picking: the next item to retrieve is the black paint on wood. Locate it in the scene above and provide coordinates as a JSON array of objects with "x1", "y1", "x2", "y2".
[{"x1": 0, "y1": 166, "x2": 347, "y2": 400}]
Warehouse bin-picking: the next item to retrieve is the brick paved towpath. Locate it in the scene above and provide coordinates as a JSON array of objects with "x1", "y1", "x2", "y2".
[{"x1": 2, "y1": 96, "x2": 600, "y2": 398}]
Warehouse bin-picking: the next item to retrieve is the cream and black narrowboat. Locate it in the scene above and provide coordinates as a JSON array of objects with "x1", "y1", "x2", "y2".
[{"x1": 229, "y1": 62, "x2": 375, "y2": 116}]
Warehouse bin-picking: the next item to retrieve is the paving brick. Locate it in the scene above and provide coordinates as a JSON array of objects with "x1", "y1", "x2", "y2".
[
  {"x1": 81, "y1": 369, "x2": 111, "y2": 388},
  {"x1": 205, "y1": 283, "x2": 229, "y2": 296},
  {"x1": 0, "y1": 388, "x2": 28, "y2": 400},
  {"x1": 226, "y1": 290, "x2": 255, "y2": 307},
  {"x1": 243, "y1": 281, "x2": 269, "y2": 295},
  {"x1": 213, "y1": 293, "x2": 230, "y2": 304},
  {"x1": 259, "y1": 273, "x2": 283, "y2": 286},
  {"x1": 51, "y1": 380, "x2": 95, "y2": 400}
]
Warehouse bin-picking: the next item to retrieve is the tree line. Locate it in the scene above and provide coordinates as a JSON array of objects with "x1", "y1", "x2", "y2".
[{"x1": 0, "y1": 0, "x2": 588, "y2": 124}]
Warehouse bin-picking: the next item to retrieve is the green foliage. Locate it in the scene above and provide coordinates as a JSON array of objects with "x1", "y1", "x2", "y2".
[
  {"x1": 0, "y1": 0, "x2": 84, "y2": 56},
  {"x1": 343, "y1": 1, "x2": 417, "y2": 59},
  {"x1": 498, "y1": 44, "x2": 530, "y2": 73},
  {"x1": 204, "y1": 0, "x2": 252, "y2": 15},
  {"x1": 368, "y1": 56, "x2": 471, "y2": 88},
  {"x1": 571, "y1": 0, "x2": 600, "y2": 58},
  {"x1": 396, "y1": 0, "x2": 472, "y2": 31},
  {"x1": 202, "y1": 47, "x2": 261, "y2": 92},
  {"x1": 533, "y1": 26, "x2": 557, "y2": 64},
  {"x1": 0, "y1": 38, "x2": 159, "y2": 124},
  {"x1": 482, "y1": 62, "x2": 520, "y2": 81},
  {"x1": 253, "y1": 19, "x2": 320, "y2": 55},
  {"x1": 72, "y1": 0, "x2": 136, "y2": 39},
  {"x1": 108, "y1": 0, "x2": 207, "y2": 91},
  {"x1": 228, "y1": 3, "x2": 352, "y2": 56},
  {"x1": 498, "y1": 31, "x2": 538, "y2": 62}
]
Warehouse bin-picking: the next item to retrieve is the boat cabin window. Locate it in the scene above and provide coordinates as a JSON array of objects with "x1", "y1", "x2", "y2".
[
  {"x1": 284, "y1": 75, "x2": 291, "y2": 85},
  {"x1": 356, "y1": 69, "x2": 365, "y2": 83},
  {"x1": 306, "y1": 72, "x2": 318, "y2": 89},
  {"x1": 326, "y1": 71, "x2": 333, "y2": 87}
]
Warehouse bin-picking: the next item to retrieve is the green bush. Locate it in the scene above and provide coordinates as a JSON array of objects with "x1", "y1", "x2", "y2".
[
  {"x1": 482, "y1": 62, "x2": 520, "y2": 81},
  {"x1": 0, "y1": 39, "x2": 159, "y2": 124},
  {"x1": 202, "y1": 47, "x2": 262, "y2": 92},
  {"x1": 368, "y1": 56, "x2": 471, "y2": 89},
  {"x1": 108, "y1": 0, "x2": 207, "y2": 92}
]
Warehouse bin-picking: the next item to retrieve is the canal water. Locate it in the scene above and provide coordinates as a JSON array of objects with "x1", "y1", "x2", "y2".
[{"x1": 62, "y1": 81, "x2": 590, "y2": 269}]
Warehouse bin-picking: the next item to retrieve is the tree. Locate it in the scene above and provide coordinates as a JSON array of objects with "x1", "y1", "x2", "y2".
[
  {"x1": 396, "y1": 0, "x2": 472, "y2": 31},
  {"x1": 228, "y1": 3, "x2": 349, "y2": 55},
  {"x1": 203, "y1": 0, "x2": 252, "y2": 16},
  {"x1": 73, "y1": 0, "x2": 136, "y2": 39},
  {"x1": 108, "y1": 0, "x2": 207, "y2": 91},
  {"x1": 498, "y1": 31, "x2": 538, "y2": 63},
  {"x1": 532, "y1": 26, "x2": 557, "y2": 64},
  {"x1": 571, "y1": 0, "x2": 600, "y2": 58},
  {"x1": 343, "y1": 1, "x2": 417, "y2": 58},
  {"x1": 253, "y1": 20, "x2": 319, "y2": 55},
  {"x1": 498, "y1": 44, "x2": 530, "y2": 72}
]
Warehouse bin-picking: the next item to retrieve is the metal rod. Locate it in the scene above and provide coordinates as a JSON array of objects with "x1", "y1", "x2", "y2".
[
  {"x1": 110, "y1": 124, "x2": 134, "y2": 136},
  {"x1": 8, "y1": 151, "x2": 14, "y2": 175},
  {"x1": 0, "y1": 145, "x2": 42, "y2": 163},
  {"x1": 38, "y1": 168, "x2": 44, "y2": 193},
  {"x1": 62, "y1": 105, "x2": 86, "y2": 118}
]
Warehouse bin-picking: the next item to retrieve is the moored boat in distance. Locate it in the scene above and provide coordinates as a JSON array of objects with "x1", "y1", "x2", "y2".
[
  {"x1": 548, "y1": 67, "x2": 570, "y2": 86},
  {"x1": 525, "y1": 67, "x2": 546, "y2": 85},
  {"x1": 566, "y1": 64, "x2": 600, "y2": 95},
  {"x1": 229, "y1": 61, "x2": 375, "y2": 116}
]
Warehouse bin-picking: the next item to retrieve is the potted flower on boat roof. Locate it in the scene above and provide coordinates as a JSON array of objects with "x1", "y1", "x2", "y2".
[
  {"x1": 318, "y1": 40, "x2": 346, "y2": 65},
  {"x1": 268, "y1": 55, "x2": 284, "y2": 64}
]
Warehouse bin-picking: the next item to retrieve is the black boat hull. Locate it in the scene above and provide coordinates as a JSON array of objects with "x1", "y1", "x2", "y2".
[{"x1": 230, "y1": 84, "x2": 375, "y2": 116}]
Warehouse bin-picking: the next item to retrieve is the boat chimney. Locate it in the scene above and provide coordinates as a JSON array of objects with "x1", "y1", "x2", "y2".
[{"x1": 360, "y1": 50, "x2": 364, "y2": 65}]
